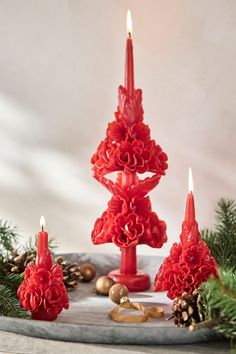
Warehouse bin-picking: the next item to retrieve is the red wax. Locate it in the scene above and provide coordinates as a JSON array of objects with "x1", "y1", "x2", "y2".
[
  {"x1": 120, "y1": 171, "x2": 137, "y2": 274},
  {"x1": 17, "y1": 222, "x2": 69, "y2": 320},
  {"x1": 125, "y1": 35, "x2": 134, "y2": 96},
  {"x1": 36, "y1": 229, "x2": 52, "y2": 271},
  {"x1": 108, "y1": 171, "x2": 151, "y2": 291},
  {"x1": 91, "y1": 13, "x2": 167, "y2": 293},
  {"x1": 120, "y1": 247, "x2": 137, "y2": 274},
  {"x1": 119, "y1": 171, "x2": 137, "y2": 274},
  {"x1": 154, "y1": 189, "x2": 218, "y2": 299},
  {"x1": 184, "y1": 192, "x2": 196, "y2": 228}
]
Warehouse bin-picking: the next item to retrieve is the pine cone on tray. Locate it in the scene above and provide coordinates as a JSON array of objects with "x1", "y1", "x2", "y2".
[
  {"x1": 55, "y1": 256, "x2": 82, "y2": 291},
  {"x1": 2, "y1": 250, "x2": 35, "y2": 274},
  {"x1": 1, "y1": 251, "x2": 83, "y2": 293},
  {"x1": 171, "y1": 289, "x2": 205, "y2": 328}
]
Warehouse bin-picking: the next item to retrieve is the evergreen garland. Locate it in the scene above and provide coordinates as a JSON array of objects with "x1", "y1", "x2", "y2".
[
  {"x1": 0, "y1": 220, "x2": 18, "y2": 255},
  {"x1": 201, "y1": 199, "x2": 236, "y2": 270},
  {"x1": 0, "y1": 272, "x2": 23, "y2": 293},
  {"x1": 0, "y1": 284, "x2": 27, "y2": 318},
  {"x1": 197, "y1": 199, "x2": 236, "y2": 346},
  {"x1": 0, "y1": 220, "x2": 28, "y2": 317},
  {"x1": 198, "y1": 268, "x2": 236, "y2": 346}
]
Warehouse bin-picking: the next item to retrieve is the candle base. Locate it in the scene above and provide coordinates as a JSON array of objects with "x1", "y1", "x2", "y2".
[
  {"x1": 108, "y1": 269, "x2": 150, "y2": 292},
  {"x1": 31, "y1": 309, "x2": 58, "y2": 321}
]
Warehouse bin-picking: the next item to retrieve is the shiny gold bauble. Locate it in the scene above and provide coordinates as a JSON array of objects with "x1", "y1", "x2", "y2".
[
  {"x1": 95, "y1": 276, "x2": 115, "y2": 296},
  {"x1": 109, "y1": 283, "x2": 129, "y2": 304},
  {"x1": 79, "y1": 263, "x2": 96, "y2": 282}
]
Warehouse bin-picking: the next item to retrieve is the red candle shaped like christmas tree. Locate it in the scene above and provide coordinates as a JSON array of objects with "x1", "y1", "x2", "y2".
[
  {"x1": 154, "y1": 169, "x2": 217, "y2": 299},
  {"x1": 17, "y1": 216, "x2": 69, "y2": 320},
  {"x1": 91, "y1": 11, "x2": 168, "y2": 291}
]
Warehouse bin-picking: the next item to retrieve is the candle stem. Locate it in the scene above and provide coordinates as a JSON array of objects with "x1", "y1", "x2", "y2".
[
  {"x1": 125, "y1": 36, "x2": 134, "y2": 96},
  {"x1": 119, "y1": 171, "x2": 137, "y2": 275},
  {"x1": 120, "y1": 246, "x2": 137, "y2": 274}
]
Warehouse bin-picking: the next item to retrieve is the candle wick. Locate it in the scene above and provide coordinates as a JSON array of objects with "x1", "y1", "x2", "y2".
[
  {"x1": 128, "y1": 32, "x2": 131, "y2": 38},
  {"x1": 41, "y1": 225, "x2": 44, "y2": 231}
]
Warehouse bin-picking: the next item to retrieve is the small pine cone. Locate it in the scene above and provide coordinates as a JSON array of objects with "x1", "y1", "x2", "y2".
[
  {"x1": 171, "y1": 289, "x2": 205, "y2": 328},
  {"x1": 55, "y1": 256, "x2": 82, "y2": 292},
  {"x1": 2, "y1": 251, "x2": 35, "y2": 274}
]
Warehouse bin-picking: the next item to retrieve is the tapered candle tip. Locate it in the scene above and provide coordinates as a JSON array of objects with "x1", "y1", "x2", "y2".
[
  {"x1": 40, "y1": 215, "x2": 46, "y2": 230},
  {"x1": 126, "y1": 9, "x2": 132, "y2": 36},
  {"x1": 188, "y1": 168, "x2": 194, "y2": 193}
]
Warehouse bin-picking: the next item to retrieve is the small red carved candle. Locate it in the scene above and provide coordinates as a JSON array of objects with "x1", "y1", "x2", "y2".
[
  {"x1": 17, "y1": 216, "x2": 69, "y2": 321},
  {"x1": 154, "y1": 169, "x2": 218, "y2": 299}
]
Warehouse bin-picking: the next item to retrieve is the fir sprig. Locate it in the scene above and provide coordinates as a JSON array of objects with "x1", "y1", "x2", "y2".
[
  {"x1": 0, "y1": 266, "x2": 25, "y2": 317},
  {"x1": 199, "y1": 268, "x2": 236, "y2": 346},
  {"x1": 0, "y1": 272, "x2": 23, "y2": 293},
  {"x1": 0, "y1": 220, "x2": 18, "y2": 256},
  {"x1": 0, "y1": 284, "x2": 27, "y2": 318},
  {"x1": 201, "y1": 199, "x2": 236, "y2": 270}
]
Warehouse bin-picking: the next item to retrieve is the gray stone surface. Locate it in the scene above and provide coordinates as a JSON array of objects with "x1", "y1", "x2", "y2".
[
  {"x1": 0, "y1": 331, "x2": 230, "y2": 354},
  {"x1": 0, "y1": 253, "x2": 224, "y2": 349}
]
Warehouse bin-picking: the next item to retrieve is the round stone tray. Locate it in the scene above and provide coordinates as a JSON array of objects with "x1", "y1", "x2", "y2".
[{"x1": 0, "y1": 253, "x2": 220, "y2": 344}]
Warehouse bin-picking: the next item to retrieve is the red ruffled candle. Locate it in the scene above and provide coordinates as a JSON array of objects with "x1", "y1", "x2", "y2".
[
  {"x1": 17, "y1": 217, "x2": 69, "y2": 320},
  {"x1": 91, "y1": 11, "x2": 168, "y2": 291},
  {"x1": 154, "y1": 169, "x2": 217, "y2": 299}
]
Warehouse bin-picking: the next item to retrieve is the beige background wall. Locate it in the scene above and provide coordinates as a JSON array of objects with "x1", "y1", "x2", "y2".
[{"x1": 0, "y1": 0, "x2": 235, "y2": 257}]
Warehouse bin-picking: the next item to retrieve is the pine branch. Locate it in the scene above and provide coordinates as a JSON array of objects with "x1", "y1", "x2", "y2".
[
  {"x1": 199, "y1": 268, "x2": 236, "y2": 344},
  {"x1": 0, "y1": 272, "x2": 23, "y2": 293},
  {"x1": 0, "y1": 284, "x2": 27, "y2": 318},
  {"x1": 201, "y1": 198, "x2": 236, "y2": 270},
  {"x1": 0, "y1": 220, "x2": 19, "y2": 256}
]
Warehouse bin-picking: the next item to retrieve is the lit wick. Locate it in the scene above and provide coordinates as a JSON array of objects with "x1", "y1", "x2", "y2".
[
  {"x1": 188, "y1": 167, "x2": 194, "y2": 194},
  {"x1": 40, "y1": 215, "x2": 45, "y2": 232},
  {"x1": 127, "y1": 9, "x2": 132, "y2": 38}
]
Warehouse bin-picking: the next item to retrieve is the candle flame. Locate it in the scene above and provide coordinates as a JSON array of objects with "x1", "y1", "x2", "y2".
[
  {"x1": 40, "y1": 215, "x2": 46, "y2": 230},
  {"x1": 126, "y1": 9, "x2": 132, "y2": 36},
  {"x1": 188, "y1": 168, "x2": 194, "y2": 193}
]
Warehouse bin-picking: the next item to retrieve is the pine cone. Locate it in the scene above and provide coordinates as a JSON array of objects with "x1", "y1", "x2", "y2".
[
  {"x1": 1, "y1": 251, "x2": 82, "y2": 293},
  {"x1": 171, "y1": 289, "x2": 205, "y2": 327},
  {"x1": 2, "y1": 250, "x2": 35, "y2": 274},
  {"x1": 55, "y1": 256, "x2": 82, "y2": 291}
]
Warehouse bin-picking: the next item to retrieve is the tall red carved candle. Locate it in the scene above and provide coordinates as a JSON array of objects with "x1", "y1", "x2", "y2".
[
  {"x1": 119, "y1": 11, "x2": 136, "y2": 276},
  {"x1": 91, "y1": 10, "x2": 168, "y2": 291},
  {"x1": 154, "y1": 169, "x2": 218, "y2": 299},
  {"x1": 17, "y1": 216, "x2": 69, "y2": 320}
]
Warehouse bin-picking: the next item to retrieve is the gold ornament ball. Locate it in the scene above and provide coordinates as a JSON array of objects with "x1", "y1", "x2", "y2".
[
  {"x1": 95, "y1": 276, "x2": 115, "y2": 296},
  {"x1": 79, "y1": 263, "x2": 96, "y2": 282},
  {"x1": 109, "y1": 283, "x2": 129, "y2": 304}
]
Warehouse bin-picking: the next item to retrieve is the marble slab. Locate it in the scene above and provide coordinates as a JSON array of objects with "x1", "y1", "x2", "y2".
[{"x1": 0, "y1": 253, "x2": 221, "y2": 345}]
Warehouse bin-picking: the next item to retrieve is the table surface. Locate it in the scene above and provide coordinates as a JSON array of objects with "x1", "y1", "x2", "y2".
[{"x1": 0, "y1": 331, "x2": 230, "y2": 354}]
